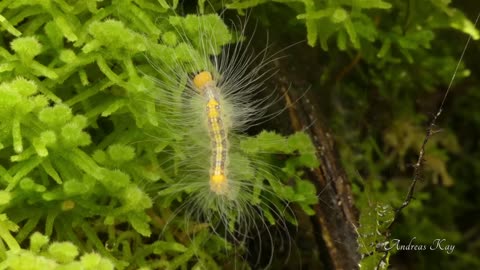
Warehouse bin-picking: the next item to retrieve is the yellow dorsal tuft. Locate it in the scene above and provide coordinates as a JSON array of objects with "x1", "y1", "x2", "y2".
[
  {"x1": 210, "y1": 174, "x2": 227, "y2": 194},
  {"x1": 211, "y1": 174, "x2": 226, "y2": 184}
]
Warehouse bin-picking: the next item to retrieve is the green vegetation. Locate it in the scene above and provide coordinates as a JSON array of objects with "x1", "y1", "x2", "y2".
[
  {"x1": 225, "y1": 0, "x2": 480, "y2": 268},
  {"x1": 0, "y1": 1, "x2": 317, "y2": 269}
]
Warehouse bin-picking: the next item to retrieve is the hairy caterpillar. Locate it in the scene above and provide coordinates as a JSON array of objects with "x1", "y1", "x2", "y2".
[
  {"x1": 192, "y1": 71, "x2": 230, "y2": 195},
  {"x1": 140, "y1": 11, "x2": 318, "y2": 268}
]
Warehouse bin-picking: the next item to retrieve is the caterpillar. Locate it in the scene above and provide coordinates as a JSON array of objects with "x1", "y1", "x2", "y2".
[
  {"x1": 140, "y1": 11, "x2": 318, "y2": 268},
  {"x1": 193, "y1": 71, "x2": 230, "y2": 195}
]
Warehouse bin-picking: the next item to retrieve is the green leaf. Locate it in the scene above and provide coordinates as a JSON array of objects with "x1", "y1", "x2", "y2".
[{"x1": 127, "y1": 212, "x2": 151, "y2": 237}]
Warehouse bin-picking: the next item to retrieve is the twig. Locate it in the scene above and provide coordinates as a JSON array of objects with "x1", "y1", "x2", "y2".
[
  {"x1": 388, "y1": 12, "x2": 480, "y2": 230},
  {"x1": 377, "y1": 11, "x2": 480, "y2": 269}
]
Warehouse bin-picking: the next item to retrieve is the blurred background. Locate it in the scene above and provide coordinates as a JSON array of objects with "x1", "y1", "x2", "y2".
[{"x1": 217, "y1": 0, "x2": 480, "y2": 269}]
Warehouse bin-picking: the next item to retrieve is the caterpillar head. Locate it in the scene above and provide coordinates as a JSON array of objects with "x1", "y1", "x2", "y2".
[{"x1": 193, "y1": 71, "x2": 215, "y2": 92}]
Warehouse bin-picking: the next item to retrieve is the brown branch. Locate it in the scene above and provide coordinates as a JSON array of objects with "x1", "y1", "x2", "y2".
[{"x1": 279, "y1": 74, "x2": 360, "y2": 269}]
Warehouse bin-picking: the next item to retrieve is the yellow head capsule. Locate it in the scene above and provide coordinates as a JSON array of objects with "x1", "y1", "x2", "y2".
[{"x1": 193, "y1": 71, "x2": 213, "y2": 90}]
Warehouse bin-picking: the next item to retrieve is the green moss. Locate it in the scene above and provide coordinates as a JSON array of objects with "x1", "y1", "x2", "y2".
[{"x1": 0, "y1": 1, "x2": 320, "y2": 269}]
